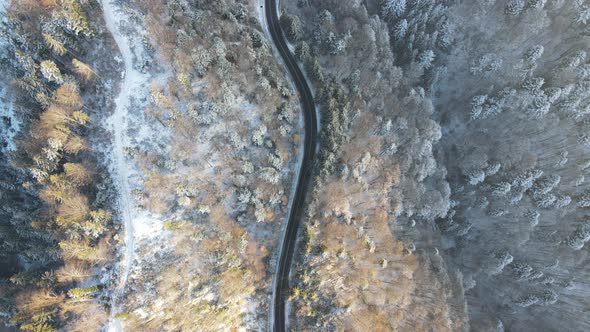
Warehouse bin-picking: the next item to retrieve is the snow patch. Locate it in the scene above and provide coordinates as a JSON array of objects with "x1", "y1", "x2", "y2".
[
  {"x1": 0, "y1": 85, "x2": 21, "y2": 153},
  {"x1": 0, "y1": 0, "x2": 21, "y2": 154},
  {"x1": 99, "y1": 0, "x2": 166, "y2": 330}
]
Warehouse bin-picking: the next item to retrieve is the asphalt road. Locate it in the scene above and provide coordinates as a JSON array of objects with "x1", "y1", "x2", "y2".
[{"x1": 264, "y1": 0, "x2": 318, "y2": 331}]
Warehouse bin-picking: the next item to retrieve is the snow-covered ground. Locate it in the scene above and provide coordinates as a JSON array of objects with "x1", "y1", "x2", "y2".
[
  {"x1": 0, "y1": 82, "x2": 21, "y2": 153},
  {"x1": 0, "y1": 0, "x2": 21, "y2": 154},
  {"x1": 99, "y1": 0, "x2": 165, "y2": 330}
]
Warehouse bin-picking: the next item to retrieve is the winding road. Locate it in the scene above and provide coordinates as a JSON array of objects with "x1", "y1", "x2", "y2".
[{"x1": 264, "y1": 0, "x2": 318, "y2": 331}]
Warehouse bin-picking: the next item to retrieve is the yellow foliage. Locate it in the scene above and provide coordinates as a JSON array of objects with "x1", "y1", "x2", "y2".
[
  {"x1": 55, "y1": 263, "x2": 91, "y2": 283},
  {"x1": 71, "y1": 110, "x2": 90, "y2": 125},
  {"x1": 63, "y1": 163, "x2": 91, "y2": 185},
  {"x1": 43, "y1": 33, "x2": 67, "y2": 55},
  {"x1": 58, "y1": 240, "x2": 98, "y2": 261},
  {"x1": 72, "y1": 59, "x2": 95, "y2": 80},
  {"x1": 53, "y1": 82, "x2": 82, "y2": 108},
  {"x1": 64, "y1": 134, "x2": 87, "y2": 154},
  {"x1": 57, "y1": 193, "x2": 90, "y2": 224},
  {"x1": 16, "y1": 290, "x2": 65, "y2": 313}
]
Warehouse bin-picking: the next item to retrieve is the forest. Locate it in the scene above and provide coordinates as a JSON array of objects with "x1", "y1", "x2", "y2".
[{"x1": 0, "y1": 0, "x2": 588, "y2": 331}]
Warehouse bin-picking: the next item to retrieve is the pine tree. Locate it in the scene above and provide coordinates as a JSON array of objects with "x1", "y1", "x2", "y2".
[
  {"x1": 418, "y1": 49, "x2": 435, "y2": 69},
  {"x1": 393, "y1": 19, "x2": 408, "y2": 40},
  {"x1": 280, "y1": 12, "x2": 302, "y2": 42},
  {"x1": 382, "y1": 0, "x2": 407, "y2": 18},
  {"x1": 524, "y1": 45, "x2": 544, "y2": 63},
  {"x1": 43, "y1": 33, "x2": 67, "y2": 55},
  {"x1": 67, "y1": 285, "x2": 99, "y2": 300},
  {"x1": 71, "y1": 59, "x2": 95, "y2": 80},
  {"x1": 57, "y1": 0, "x2": 93, "y2": 37},
  {"x1": 63, "y1": 163, "x2": 90, "y2": 185},
  {"x1": 40, "y1": 60, "x2": 64, "y2": 84},
  {"x1": 505, "y1": 0, "x2": 525, "y2": 16}
]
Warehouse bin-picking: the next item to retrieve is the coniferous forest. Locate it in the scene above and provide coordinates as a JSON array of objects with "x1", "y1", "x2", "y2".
[{"x1": 0, "y1": 0, "x2": 588, "y2": 331}]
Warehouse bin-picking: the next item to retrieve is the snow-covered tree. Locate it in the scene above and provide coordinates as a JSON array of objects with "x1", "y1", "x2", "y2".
[
  {"x1": 418, "y1": 49, "x2": 435, "y2": 69},
  {"x1": 382, "y1": 0, "x2": 407, "y2": 18},
  {"x1": 252, "y1": 125, "x2": 267, "y2": 146},
  {"x1": 524, "y1": 209, "x2": 540, "y2": 226},
  {"x1": 564, "y1": 221, "x2": 590, "y2": 249},
  {"x1": 40, "y1": 60, "x2": 64, "y2": 84},
  {"x1": 505, "y1": 0, "x2": 525, "y2": 16},
  {"x1": 280, "y1": 12, "x2": 303, "y2": 41},
  {"x1": 393, "y1": 19, "x2": 408, "y2": 40}
]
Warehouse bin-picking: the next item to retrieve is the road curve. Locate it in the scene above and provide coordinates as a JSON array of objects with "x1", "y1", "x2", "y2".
[{"x1": 264, "y1": 0, "x2": 318, "y2": 331}]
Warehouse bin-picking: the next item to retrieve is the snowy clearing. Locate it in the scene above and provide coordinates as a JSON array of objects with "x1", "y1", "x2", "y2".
[{"x1": 99, "y1": 0, "x2": 164, "y2": 330}]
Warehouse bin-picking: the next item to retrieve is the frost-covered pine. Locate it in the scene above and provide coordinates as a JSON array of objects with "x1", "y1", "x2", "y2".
[
  {"x1": 524, "y1": 45, "x2": 544, "y2": 64},
  {"x1": 14, "y1": 50, "x2": 37, "y2": 73},
  {"x1": 578, "y1": 134, "x2": 590, "y2": 146},
  {"x1": 509, "y1": 191, "x2": 523, "y2": 205},
  {"x1": 228, "y1": 131, "x2": 245, "y2": 150},
  {"x1": 527, "y1": 94, "x2": 551, "y2": 118},
  {"x1": 527, "y1": 0, "x2": 547, "y2": 10},
  {"x1": 471, "y1": 95, "x2": 487, "y2": 119},
  {"x1": 511, "y1": 261, "x2": 534, "y2": 280},
  {"x1": 512, "y1": 169, "x2": 543, "y2": 190},
  {"x1": 489, "y1": 251, "x2": 513, "y2": 275},
  {"x1": 260, "y1": 167, "x2": 280, "y2": 184},
  {"x1": 252, "y1": 124, "x2": 267, "y2": 146},
  {"x1": 192, "y1": 47, "x2": 212, "y2": 76},
  {"x1": 326, "y1": 32, "x2": 347, "y2": 55},
  {"x1": 577, "y1": 6, "x2": 590, "y2": 25},
  {"x1": 418, "y1": 49, "x2": 435, "y2": 69},
  {"x1": 466, "y1": 169, "x2": 485, "y2": 185},
  {"x1": 394, "y1": 19, "x2": 409, "y2": 40},
  {"x1": 532, "y1": 192, "x2": 557, "y2": 209},
  {"x1": 268, "y1": 153, "x2": 283, "y2": 169},
  {"x1": 212, "y1": 37, "x2": 226, "y2": 58},
  {"x1": 280, "y1": 12, "x2": 302, "y2": 41},
  {"x1": 318, "y1": 9, "x2": 334, "y2": 25},
  {"x1": 488, "y1": 208, "x2": 506, "y2": 217},
  {"x1": 524, "y1": 209, "x2": 540, "y2": 226},
  {"x1": 242, "y1": 161, "x2": 254, "y2": 174},
  {"x1": 577, "y1": 191, "x2": 590, "y2": 207},
  {"x1": 40, "y1": 60, "x2": 64, "y2": 84},
  {"x1": 197, "y1": 205, "x2": 211, "y2": 214},
  {"x1": 537, "y1": 289, "x2": 558, "y2": 305},
  {"x1": 471, "y1": 95, "x2": 487, "y2": 106},
  {"x1": 470, "y1": 53, "x2": 502, "y2": 76},
  {"x1": 295, "y1": 41, "x2": 311, "y2": 61},
  {"x1": 560, "y1": 50, "x2": 586, "y2": 71},
  {"x1": 254, "y1": 202, "x2": 266, "y2": 223},
  {"x1": 279, "y1": 125, "x2": 292, "y2": 137},
  {"x1": 564, "y1": 221, "x2": 590, "y2": 249},
  {"x1": 56, "y1": 0, "x2": 94, "y2": 37},
  {"x1": 545, "y1": 87, "x2": 561, "y2": 104},
  {"x1": 237, "y1": 188, "x2": 252, "y2": 205},
  {"x1": 531, "y1": 174, "x2": 560, "y2": 195},
  {"x1": 522, "y1": 77, "x2": 545, "y2": 92},
  {"x1": 514, "y1": 294, "x2": 538, "y2": 307},
  {"x1": 491, "y1": 182, "x2": 511, "y2": 196},
  {"x1": 258, "y1": 76, "x2": 271, "y2": 92},
  {"x1": 553, "y1": 194, "x2": 571, "y2": 208},
  {"x1": 178, "y1": 196, "x2": 192, "y2": 207},
  {"x1": 382, "y1": 0, "x2": 407, "y2": 18},
  {"x1": 484, "y1": 162, "x2": 501, "y2": 176},
  {"x1": 277, "y1": 102, "x2": 294, "y2": 124},
  {"x1": 505, "y1": 0, "x2": 525, "y2": 16},
  {"x1": 574, "y1": 175, "x2": 585, "y2": 186}
]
